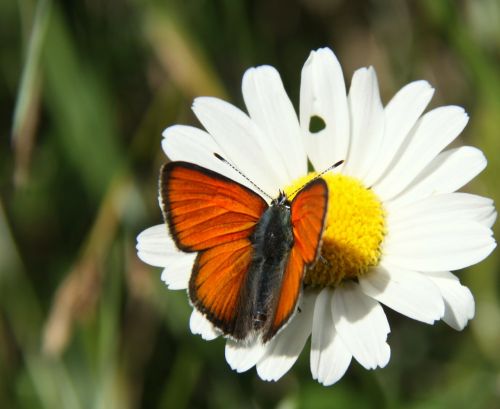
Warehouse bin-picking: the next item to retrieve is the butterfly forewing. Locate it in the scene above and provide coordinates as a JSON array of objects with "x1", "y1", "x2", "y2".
[
  {"x1": 264, "y1": 179, "x2": 328, "y2": 341},
  {"x1": 161, "y1": 162, "x2": 267, "y2": 252},
  {"x1": 289, "y1": 179, "x2": 329, "y2": 263}
]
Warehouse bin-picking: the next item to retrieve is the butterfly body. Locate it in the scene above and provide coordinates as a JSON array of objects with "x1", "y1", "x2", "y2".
[
  {"x1": 235, "y1": 195, "x2": 294, "y2": 338},
  {"x1": 161, "y1": 161, "x2": 328, "y2": 342}
]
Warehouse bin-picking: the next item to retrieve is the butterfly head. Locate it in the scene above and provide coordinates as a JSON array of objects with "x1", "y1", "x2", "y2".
[{"x1": 271, "y1": 190, "x2": 291, "y2": 208}]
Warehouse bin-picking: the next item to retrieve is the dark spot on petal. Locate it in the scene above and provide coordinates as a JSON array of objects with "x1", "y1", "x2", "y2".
[{"x1": 309, "y1": 115, "x2": 326, "y2": 133}]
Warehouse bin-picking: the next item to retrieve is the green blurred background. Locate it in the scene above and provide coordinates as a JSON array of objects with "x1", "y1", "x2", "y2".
[{"x1": 1, "y1": 0, "x2": 500, "y2": 408}]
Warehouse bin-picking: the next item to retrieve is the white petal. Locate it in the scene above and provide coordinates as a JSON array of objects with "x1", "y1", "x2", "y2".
[
  {"x1": 481, "y1": 210, "x2": 498, "y2": 229},
  {"x1": 136, "y1": 224, "x2": 182, "y2": 267},
  {"x1": 383, "y1": 221, "x2": 496, "y2": 272},
  {"x1": 159, "y1": 254, "x2": 195, "y2": 290},
  {"x1": 425, "y1": 271, "x2": 475, "y2": 330},
  {"x1": 300, "y1": 47, "x2": 349, "y2": 172},
  {"x1": 344, "y1": 67, "x2": 385, "y2": 184},
  {"x1": 387, "y1": 193, "x2": 496, "y2": 231},
  {"x1": 370, "y1": 81, "x2": 434, "y2": 184},
  {"x1": 192, "y1": 97, "x2": 283, "y2": 198},
  {"x1": 137, "y1": 225, "x2": 195, "y2": 289},
  {"x1": 332, "y1": 283, "x2": 390, "y2": 370},
  {"x1": 225, "y1": 336, "x2": 266, "y2": 373},
  {"x1": 189, "y1": 309, "x2": 220, "y2": 340},
  {"x1": 390, "y1": 146, "x2": 487, "y2": 206},
  {"x1": 374, "y1": 106, "x2": 469, "y2": 201},
  {"x1": 310, "y1": 288, "x2": 352, "y2": 386},
  {"x1": 256, "y1": 292, "x2": 315, "y2": 381},
  {"x1": 162, "y1": 125, "x2": 260, "y2": 194},
  {"x1": 359, "y1": 264, "x2": 444, "y2": 324},
  {"x1": 242, "y1": 66, "x2": 306, "y2": 181}
]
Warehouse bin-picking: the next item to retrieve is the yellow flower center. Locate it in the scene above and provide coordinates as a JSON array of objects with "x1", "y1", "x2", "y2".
[{"x1": 286, "y1": 172, "x2": 386, "y2": 287}]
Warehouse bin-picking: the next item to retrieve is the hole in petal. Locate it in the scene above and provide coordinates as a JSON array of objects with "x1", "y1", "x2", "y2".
[{"x1": 309, "y1": 115, "x2": 326, "y2": 133}]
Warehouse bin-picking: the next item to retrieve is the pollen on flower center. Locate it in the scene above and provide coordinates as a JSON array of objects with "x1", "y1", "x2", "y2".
[{"x1": 286, "y1": 172, "x2": 386, "y2": 287}]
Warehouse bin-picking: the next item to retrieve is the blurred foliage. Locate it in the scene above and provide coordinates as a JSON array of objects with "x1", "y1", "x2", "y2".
[{"x1": 1, "y1": 0, "x2": 500, "y2": 408}]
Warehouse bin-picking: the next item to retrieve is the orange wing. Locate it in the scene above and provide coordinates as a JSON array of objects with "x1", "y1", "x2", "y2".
[
  {"x1": 161, "y1": 161, "x2": 268, "y2": 338},
  {"x1": 160, "y1": 162, "x2": 268, "y2": 252},
  {"x1": 289, "y1": 178, "x2": 329, "y2": 263},
  {"x1": 264, "y1": 179, "x2": 328, "y2": 341},
  {"x1": 189, "y1": 238, "x2": 254, "y2": 336}
]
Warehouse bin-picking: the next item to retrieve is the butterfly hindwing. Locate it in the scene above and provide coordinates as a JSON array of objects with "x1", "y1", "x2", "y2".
[
  {"x1": 160, "y1": 162, "x2": 268, "y2": 252},
  {"x1": 190, "y1": 238, "x2": 254, "y2": 337},
  {"x1": 264, "y1": 179, "x2": 328, "y2": 341}
]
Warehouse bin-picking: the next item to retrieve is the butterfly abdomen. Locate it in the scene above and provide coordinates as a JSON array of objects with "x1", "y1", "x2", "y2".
[{"x1": 232, "y1": 202, "x2": 294, "y2": 339}]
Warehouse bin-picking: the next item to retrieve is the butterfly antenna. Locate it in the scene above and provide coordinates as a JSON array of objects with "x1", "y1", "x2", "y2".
[
  {"x1": 289, "y1": 159, "x2": 344, "y2": 198},
  {"x1": 213, "y1": 153, "x2": 274, "y2": 201}
]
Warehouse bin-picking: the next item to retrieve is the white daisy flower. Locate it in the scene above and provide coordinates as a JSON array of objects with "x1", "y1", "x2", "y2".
[{"x1": 136, "y1": 47, "x2": 497, "y2": 385}]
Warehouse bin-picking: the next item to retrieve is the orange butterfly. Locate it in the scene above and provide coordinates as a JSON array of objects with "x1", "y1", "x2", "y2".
[{"x1": 160, "y1": 160, "x2": 329, "y2": 342}]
